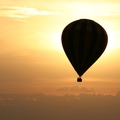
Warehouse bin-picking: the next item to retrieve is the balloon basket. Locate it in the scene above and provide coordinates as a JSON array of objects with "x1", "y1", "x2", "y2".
[{"x1": 77, "y1": 77, "x2": 82, "y2": 82}]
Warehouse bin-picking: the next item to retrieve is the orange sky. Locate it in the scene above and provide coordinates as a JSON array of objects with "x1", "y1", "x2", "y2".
[{"x1": 0, "y1": 0, "x2": 120, "y2": 95}]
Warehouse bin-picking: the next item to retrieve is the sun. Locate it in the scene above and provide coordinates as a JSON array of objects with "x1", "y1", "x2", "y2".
[
  {"x1": 105, "y1": 30, "x2": 119, "y2": 52},
  {"x1": 49, "y1": 32, "x2": 63, "y2": 51}
]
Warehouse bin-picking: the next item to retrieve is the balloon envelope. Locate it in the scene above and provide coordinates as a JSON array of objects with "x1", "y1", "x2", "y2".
[{"x1": 61, "y1": 19, "x2": 108, "y2": 81}]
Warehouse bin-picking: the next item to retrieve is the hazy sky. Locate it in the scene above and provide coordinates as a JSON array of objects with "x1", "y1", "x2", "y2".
[
  {"x1": 0, "y1": 0, "x2": 120, "y2": 96},
  {"x1": 1, "y1": 0, "x2": 120, "y2": 120}
]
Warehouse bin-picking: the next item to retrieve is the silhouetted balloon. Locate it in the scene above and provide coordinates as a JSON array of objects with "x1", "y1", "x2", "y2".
[{"x1": 61, "y1": 19, "x2": 108, "y2": 82}]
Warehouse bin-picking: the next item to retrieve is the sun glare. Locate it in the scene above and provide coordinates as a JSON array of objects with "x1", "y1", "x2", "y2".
[
  {"x1": 50, "y1": 32, "x2": 63, "y2": 51},
  {"x1": 49, "y1": 31, "x2": 119, "y2": 52},
  {"x1": 50, "y1": 30, "x2": 120, "y2": 53},
  {"x1": 105, "y1": 30, "x2": 120, "y2": 52}
]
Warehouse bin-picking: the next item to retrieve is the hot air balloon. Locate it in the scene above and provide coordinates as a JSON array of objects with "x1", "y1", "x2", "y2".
[{"x1": 61, "y1": 19, "x2": 108, "y2": 82}]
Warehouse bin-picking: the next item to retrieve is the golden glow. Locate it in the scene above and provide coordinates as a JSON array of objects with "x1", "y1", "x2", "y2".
[
  {"x1": 49, "y1": 32, "x2": 63, "y2": 51},
  {"x1": 0, "y1": 1, "x2": 120, "y2": 95},
  {"x1": 106, "y1": 30, "x2": 120, "y2": 52}
]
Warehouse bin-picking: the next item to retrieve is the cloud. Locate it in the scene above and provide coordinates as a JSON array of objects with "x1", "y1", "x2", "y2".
[
  {"x1": 0, "y1": 6, "x2": 61, "y2": 19},
  {"x1": 57, "y1": 86, "x2": 95, "y2": 94},
  {"x1": 0, "y1": 3, "x2": 120, "y2": 21},
  {"x1": 57, "y1": 87, "x2": 70, "y2": 92},
  {"x1": 71, "y1": 86, "x2": 94, "y2": 93},
  {"x1": 0, "y1": 92, "x2": 120, "y2": 120}
]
